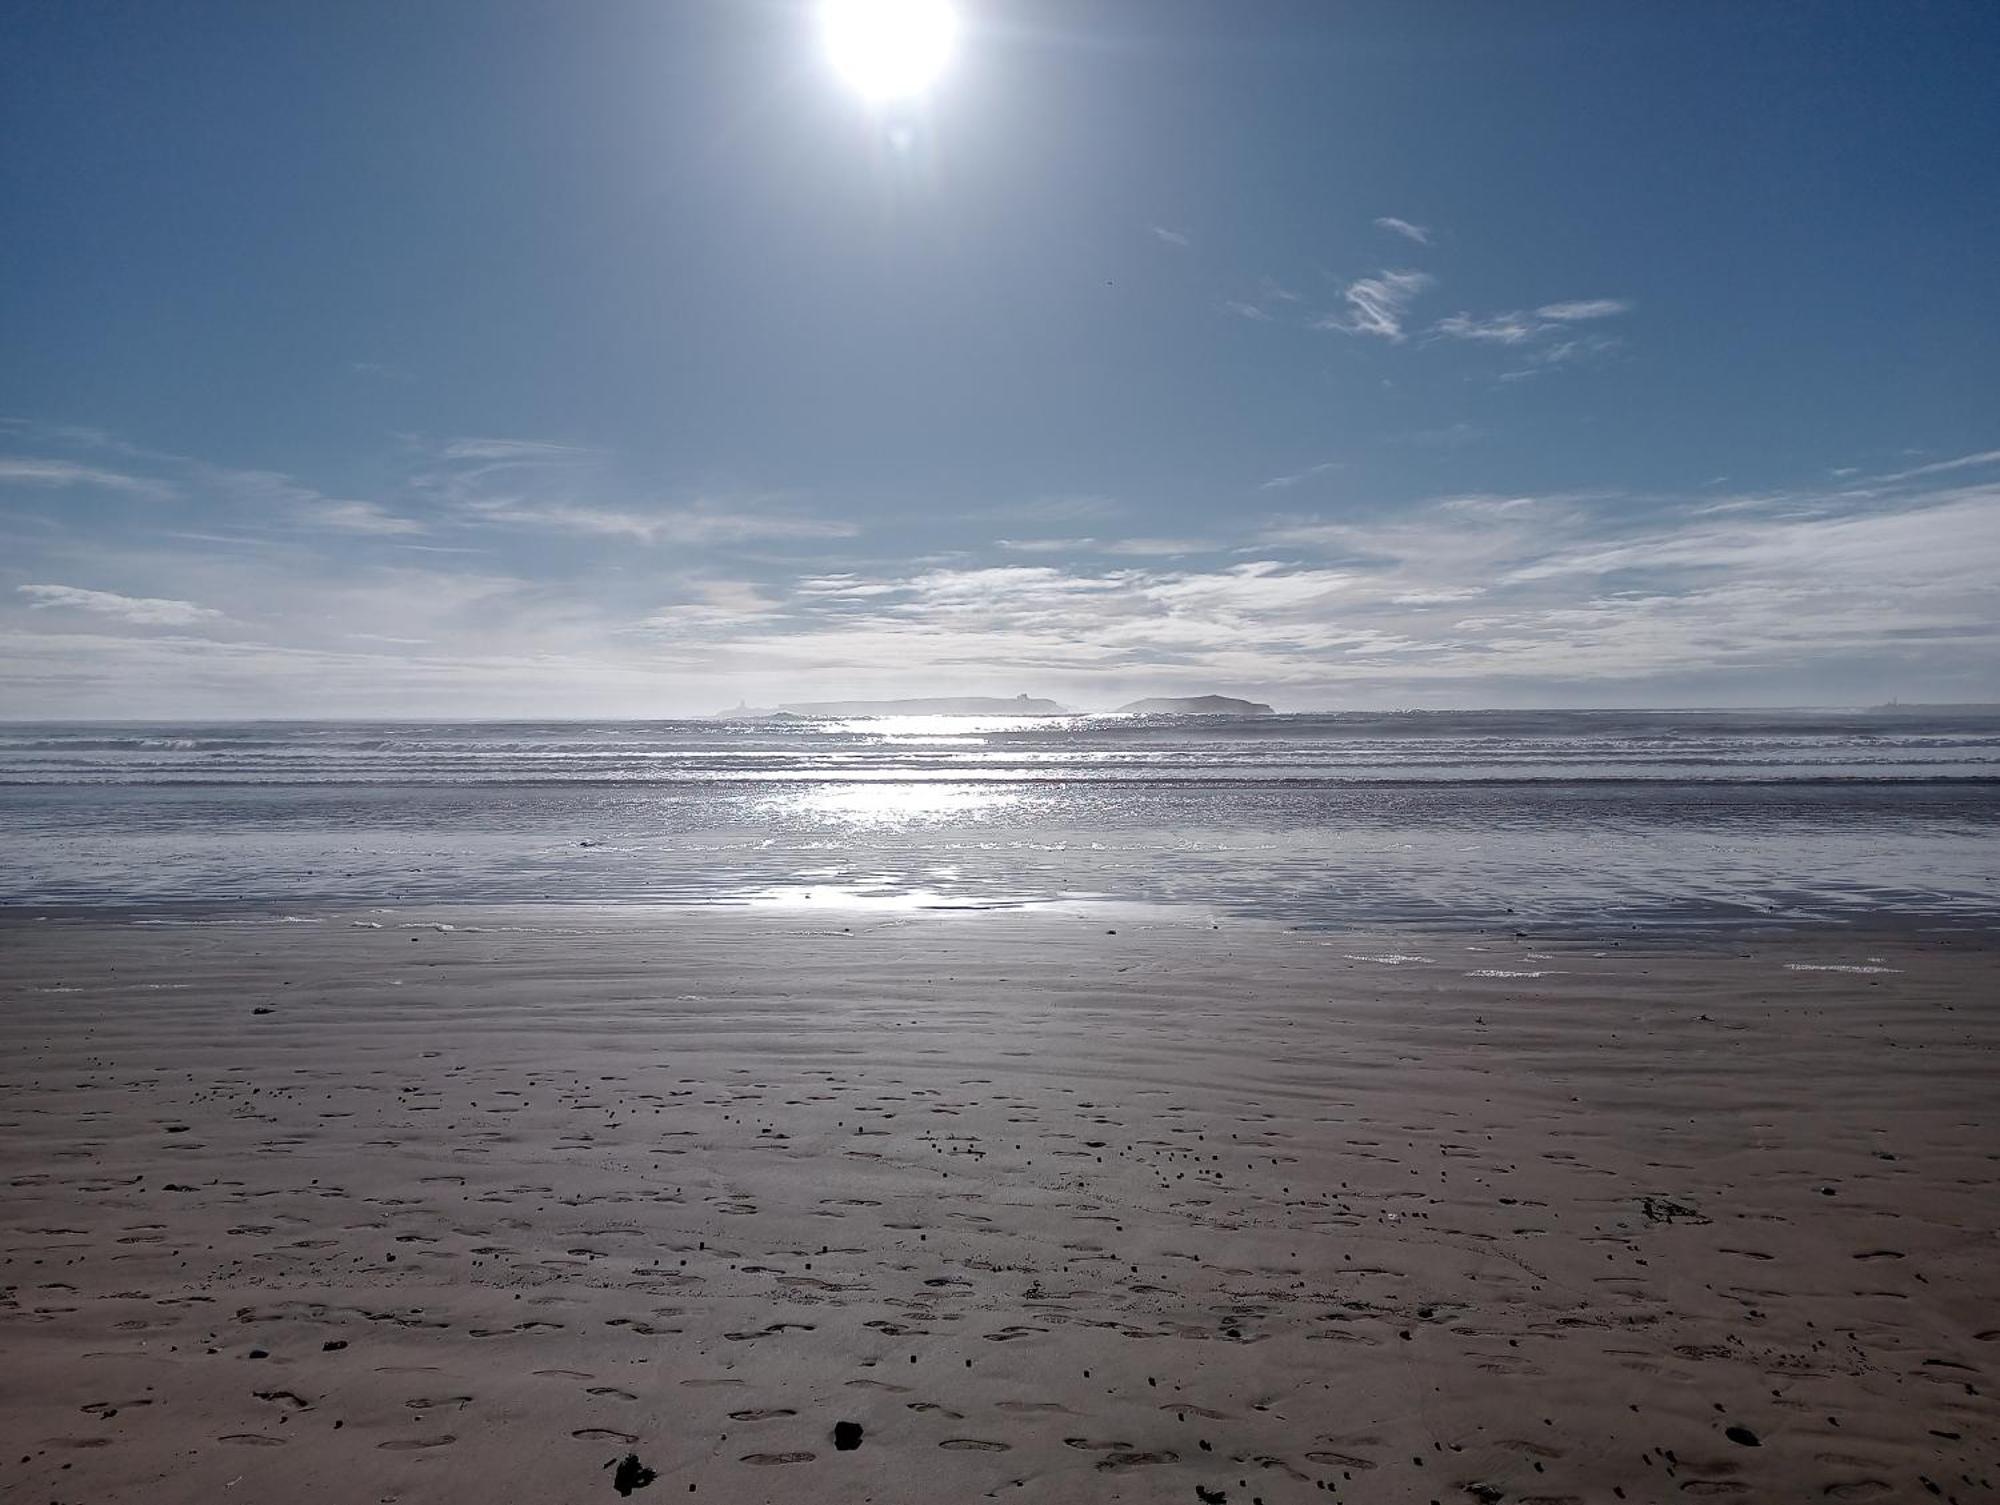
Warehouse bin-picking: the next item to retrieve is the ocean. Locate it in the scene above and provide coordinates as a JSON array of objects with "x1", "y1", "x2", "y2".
[{"x1": 2, "y1": 709, "x2": 1996, "y2": 931}]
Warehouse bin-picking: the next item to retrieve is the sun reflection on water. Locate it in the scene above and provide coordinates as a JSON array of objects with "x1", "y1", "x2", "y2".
[
  {"x1": 739, "y1": 883, "x2": 1033, "y2": 912},
  {"x1": 766, "y1": 780, "x2": 1023, "y2": 828}
]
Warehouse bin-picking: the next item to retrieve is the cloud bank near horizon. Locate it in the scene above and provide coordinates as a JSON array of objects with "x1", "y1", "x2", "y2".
[{"x1": 2, "y1": 422, "x2": 1995, "y2": 717}]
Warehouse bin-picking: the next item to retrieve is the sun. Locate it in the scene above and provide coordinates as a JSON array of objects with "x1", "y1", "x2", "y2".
[{"x1": 819, "y1": 0, "x2": 958, "y2": 103}]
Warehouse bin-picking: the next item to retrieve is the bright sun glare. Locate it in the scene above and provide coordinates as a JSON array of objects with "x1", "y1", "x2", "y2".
[{"x1": 819, "y1": 0, "x2": 957, "y2": 103}]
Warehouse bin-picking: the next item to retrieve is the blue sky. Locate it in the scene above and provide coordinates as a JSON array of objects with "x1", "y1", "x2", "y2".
[{"x1": 4, "y1": 0, "x2": 1997, "y2": 715}]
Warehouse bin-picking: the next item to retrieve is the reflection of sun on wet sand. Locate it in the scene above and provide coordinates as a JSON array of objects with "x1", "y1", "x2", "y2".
[{"x1": 1, "y1": 909, "x2": 1994, "y2": 1503}]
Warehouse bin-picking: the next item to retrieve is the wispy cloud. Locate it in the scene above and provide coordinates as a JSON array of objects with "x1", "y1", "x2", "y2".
[
  {"x1": 796, "y1": 574, "x2": 900, "y2": 600},
  {"x1": 18, "y1": 583, "x2": 223, "y2": 626},
  {"x1": 633, "y1": 578, "x2": 784, "y2": 632},
  {"x1": 406, "y1": 434, "x2": 853, "y2": 549},
  {"x1": 1373, "y1": 216, "x2": 1431, "y2": 246},
  {"x1": 999, "y1": 536, "x2": 1210, "y2": 558},
  {"x1": 1249, "y1": 481, "x2": 2000, "y2": 686},
  {"x1": 1871, "y1": 448, "x2": 2000, "y2": 484},
  {"x1": 0, "y1": 458, "x2": 179, "y2": 501},
  {"x1": 310, "y1": 501, "x2": 428, "y2": 536},
  {"x1": 1316, "y1": 270, "x2": 1433, "y2": 342},
  {"x1": 1432, "y1": 297, "x2": 1633, "y2": 367},
  {"x1": 1149, "y1": 225, "x2": 1191, "y2": 247},
  {"x1": 1432, "y1": 311, "x2": 1541, "y2": 345},
  {"x1": 195, "y1": 463, "x2": 428, "y2": 538},
  {"x1": 1099, "y1": 537, "x2": 1211, "y2": 557},
  {"x1": 988, "y1": 494, "x2": 1125, "y2": 525},
  {"x1": 1220, "y1": 276, "x2": 1307, "y2": 324},
  {"x1": 1537, "y1": 299, "x2": 1631, "y2": 322},
  {"x1": 1533, "y1": 332, "x2": 1623, "y2": 368},
  {"x1": 461, "y1": 497, "x2": 857, "y2": 546},
  {"x1": 435, "y1": 437, "x2": 597, "y2": 464},
  {"x1": 997, "y1": 536, "x2": 1092, "y2": 554},
  {"x1": 1259, "y1": 460, "x2": 1343, "y2": 490}
]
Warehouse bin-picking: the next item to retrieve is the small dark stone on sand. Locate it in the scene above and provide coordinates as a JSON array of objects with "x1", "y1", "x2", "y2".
[
  {"x1": 610, "y1": 1453, "x2": 657, "y2": 1495},
  {"x1": 1196, "y1": 1487, "x2": 1227, "y2": 1504},
  {"x1": 833, "y1": 1421, "x2": 863, "y2": 1451},
  {"x1": 1468, "y1": 1485, "x2": 1506, "y2": 1504},
  {"x1": 322, "y1": 1340, "x2": 347, "y2": 1351},
  {"x1": 1724, "y1": 1425, "x2": 1760, "y2": 1447}
]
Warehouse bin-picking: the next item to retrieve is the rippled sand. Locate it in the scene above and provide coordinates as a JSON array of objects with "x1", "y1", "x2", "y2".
[{"x1": 2, "y1": 908, "x2": 1994, "y2": 1502}]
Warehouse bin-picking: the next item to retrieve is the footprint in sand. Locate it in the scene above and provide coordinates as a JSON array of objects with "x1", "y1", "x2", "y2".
[
  {"x1": 728, "y1": 1409, "x2": 798, "y2": 1421},
  {"x1": 587, "y1": 1386, "x2": 639, "y2": 1400},
  {"x1": 1063, "y1": 1437, "x2": 1134, "y2": 1451},
  {"x1": 740, "y1": 1452, "x2": 816, "y2": 1465},
  {"x1": 1095, "y1": 1450, "x2": 1177, "y2": 1471},
  {"x1": 379, "y1": 1435, "x2": 457, "y2": 1450},
  {"x1": 1304, "y1": 1451, "x2": 1377, "y2": 1469},
  {"x1": 573, "y1": 1428, "x2": 639, "y2": 1443},
  {"x1": 1245, "y1": 1453, "x2": 1311, "y2": 1482},
  {"x1": 939, "y1": 1439, "x2": 1011, "y2": 1452},
  {"x1": 218, "y1": 1434, "x2": 286, "y2": 1447},
  {"x1": 908, "y1": 1402, "x2": 964, "y2": 1419},
  {"x1": 982, "y1": 1325, "x2": 1047, "y2": 1341}
]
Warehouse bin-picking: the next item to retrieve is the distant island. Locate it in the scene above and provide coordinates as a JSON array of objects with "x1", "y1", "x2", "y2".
[
  {"x1": 1114, "y1": 695, "x2": 1274, "y2": 716},
  {"x1": 769, "y1": 693, "x2": 1071, "y2": 717}
]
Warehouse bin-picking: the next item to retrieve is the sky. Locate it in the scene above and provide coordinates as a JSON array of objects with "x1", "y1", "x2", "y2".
[{"x1": 4, "y1": 0, "x2": 1998, "y2": 717}]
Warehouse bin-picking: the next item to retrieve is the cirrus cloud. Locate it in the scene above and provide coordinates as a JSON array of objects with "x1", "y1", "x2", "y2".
[
  {"x1": 1373, "y1": 216, "x2": 1432, "y2": 246},
  {"x1": 18, "y1": 583, "x2": 223, "y2": 626},
  {"x1": 1316, "y1": 270, "x2": 1434, "y2": 342}
]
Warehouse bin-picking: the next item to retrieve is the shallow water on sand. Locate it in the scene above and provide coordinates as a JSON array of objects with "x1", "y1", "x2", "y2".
[{"x1": 3, "y1": 712, "x2": 1997, "y2": 930}]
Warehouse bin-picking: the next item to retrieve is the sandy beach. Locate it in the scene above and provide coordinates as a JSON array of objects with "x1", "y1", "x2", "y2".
[{"x1": 1, "y1": 907, "x2": 1995, "y2": 1504}]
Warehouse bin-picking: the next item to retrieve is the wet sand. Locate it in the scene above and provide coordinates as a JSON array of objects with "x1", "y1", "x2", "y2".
[{"x1": 1, "y1": 907, "x2": 1995, "y2": 1503}]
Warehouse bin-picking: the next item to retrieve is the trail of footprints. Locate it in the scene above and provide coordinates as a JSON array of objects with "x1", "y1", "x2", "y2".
[{"x1": 2, "y1": 939, "x2": 1994, "y2": 1504}]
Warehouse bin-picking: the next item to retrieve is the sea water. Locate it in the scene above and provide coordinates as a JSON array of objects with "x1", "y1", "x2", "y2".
[{"x1": 2, "y1": 710, "x2": 1996, "y2": 931}]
